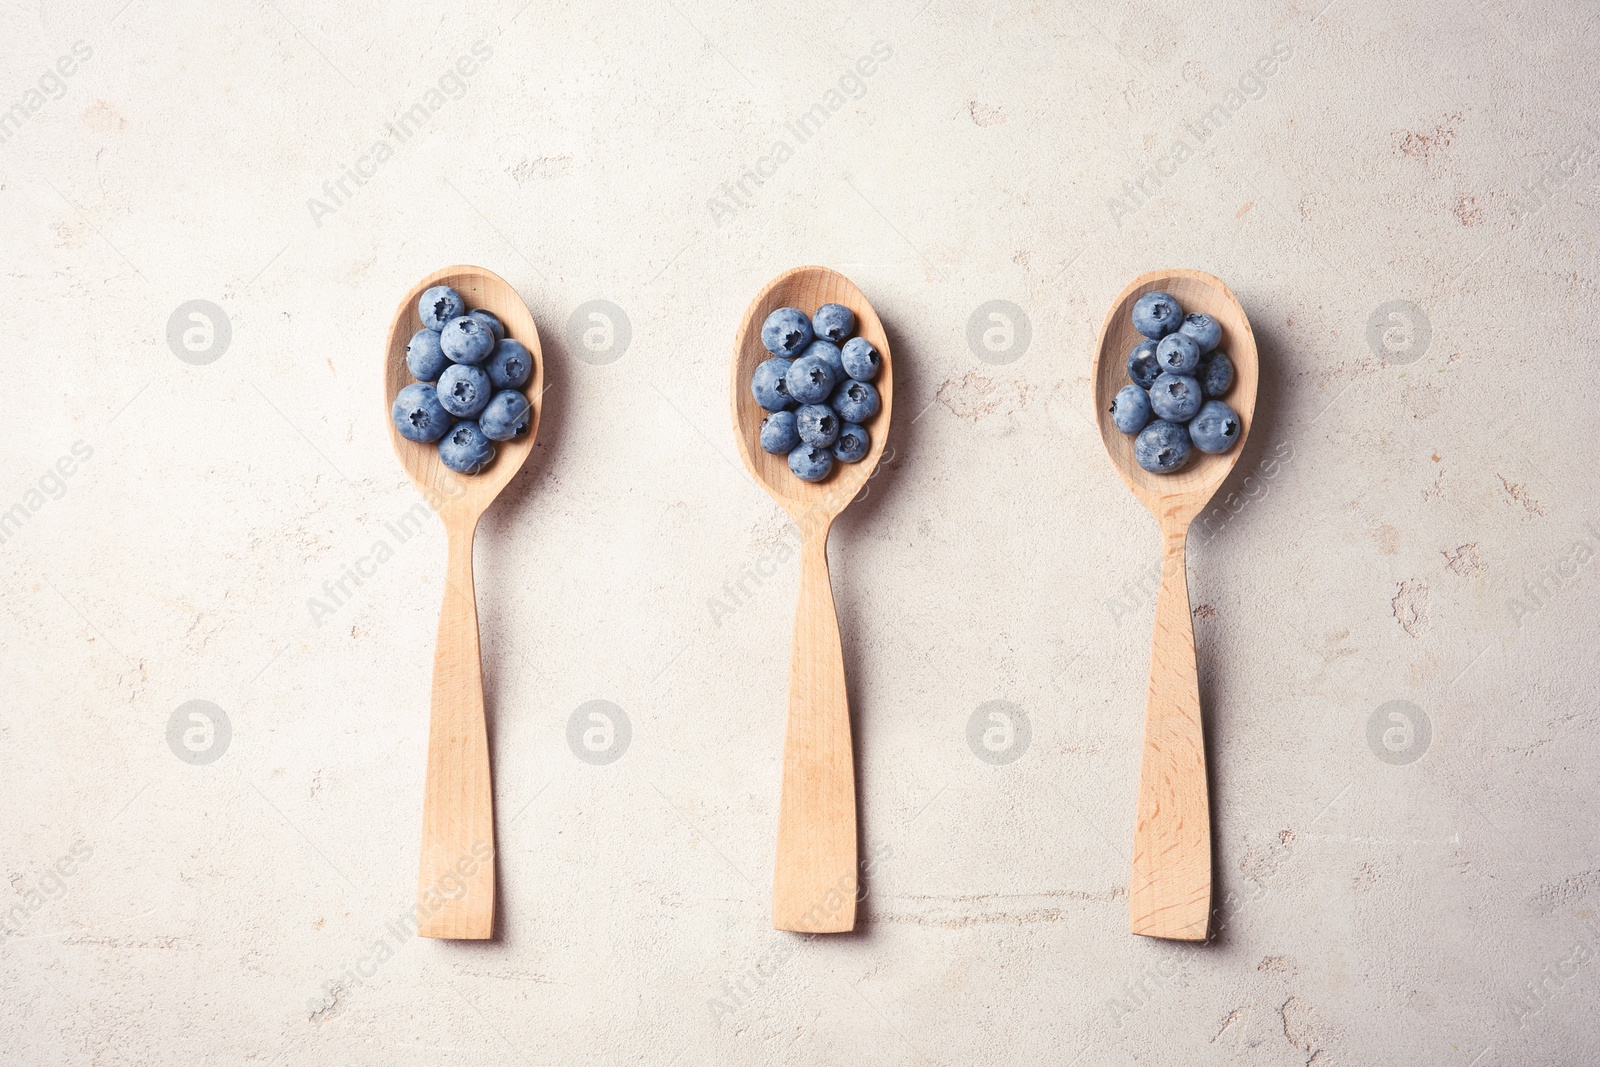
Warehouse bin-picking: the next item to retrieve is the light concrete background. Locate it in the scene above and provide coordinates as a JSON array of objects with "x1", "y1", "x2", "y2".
[{"x1": 3, "y1": 0, "x2": 1597, "y2": 1062}]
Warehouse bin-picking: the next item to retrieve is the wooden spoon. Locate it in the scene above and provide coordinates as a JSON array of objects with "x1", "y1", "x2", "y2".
[
  {"x1": 1091, "y1": 268, "x2": 1258, "y2": 941},
  {"x1": 384, "y1": 264, "x2": 544, "y2": 939},
  {"x1": 731, "y1": 266, "x2": 893, "y2": 933}
]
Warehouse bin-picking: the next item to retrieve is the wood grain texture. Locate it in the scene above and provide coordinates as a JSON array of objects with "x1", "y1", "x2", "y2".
[
  {"x1": 1091, "y1": 268, "x2": 1258, "y2": 942},
  {"x1": 384, "y1": 265, "x2": 544, "y2": 940},
  {"x1": 730, "y1": 266, "x2": 893, "y2": 933}
]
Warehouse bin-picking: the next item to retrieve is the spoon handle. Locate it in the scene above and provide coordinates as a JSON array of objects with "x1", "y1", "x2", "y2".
[
  {"x1": 772, "y1": 529, "x2": 857, "y2": 932},
  {"x1": 1130, "y1": 520, "x2": 1211, "y2": 940},
  {"x1": 417, "y1": 520, "x2": 495, "y2": 939}
]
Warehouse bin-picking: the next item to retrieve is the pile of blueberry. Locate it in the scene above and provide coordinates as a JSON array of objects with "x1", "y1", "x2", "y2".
[
  {"x1": 750, "y1": 303, "x2": 882, "y2": 483},
  {"x1": 391, "y1": 285, "x2": 534, "y2": 475},
  {"x1": 1110, "y1": 291, "x2": 1241, "y2": 474}
]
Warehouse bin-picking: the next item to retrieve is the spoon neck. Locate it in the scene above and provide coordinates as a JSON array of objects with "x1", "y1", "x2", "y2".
[
  {"x1": 445, "y1": 519, "x2": 478, "y2": 575},
  {"x1": 1158, "y1": 520, "x2": 1189, "y2": 554},
  {"x1": 789, "y1": 505, "x2": 834, "y2": 547}
]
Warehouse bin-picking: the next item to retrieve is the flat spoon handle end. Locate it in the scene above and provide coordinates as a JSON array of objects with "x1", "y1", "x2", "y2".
[
  {"x1": 772, "y1": 531, "x2": 858, "y2": 933},
  {"x1": 1130, "y1": 522, "x2": 1211, "y2": 941},
  {"x1": 417, "y1": 522, "x2": 495, "y2": 940}
]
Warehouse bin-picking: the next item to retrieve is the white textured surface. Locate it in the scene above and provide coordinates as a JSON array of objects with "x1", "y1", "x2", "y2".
[{"x1": 3, "y1": 0, "x2": 1598, "y2": 1063}]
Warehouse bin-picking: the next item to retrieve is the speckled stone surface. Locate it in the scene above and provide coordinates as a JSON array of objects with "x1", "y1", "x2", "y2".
[{"x1": 3, "y1": 1, "x2": 1598, "y2": 1063}]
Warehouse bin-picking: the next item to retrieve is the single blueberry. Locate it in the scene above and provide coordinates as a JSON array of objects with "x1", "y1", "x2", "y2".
[
  {"x1": 1134, "y1": 419, "x2": 1192, "y2": 474},
  {"x1": 1199, "y1": 352, "x2": 1234, "y2": 398},
  {"x1": 1126, "y1": 338, "x2": 1162, "y2": 388},
  {"x1": 812, "y1": 303, "x2": 855, "y2": 344},
  {"x1": 486, "y1": 338, "x2": 533, "y2": 390},
  {"x1": 1156, "y1": 332, "x2": 1201, "y2": 374},
  {"x1": 1149, "y1": 372, "x2": 1202, "y2": 422},
  {"x1": 1131, "y1": 291, "x2": 1183, "y2": 339},
  {"x1": 751, "y1": 357, "x2": 797, "y2": 411},
  {"x1": 392, "y1": 383, "x2": 452, "y2": 443},
  {"x1": 1110, "y1": 384, "x2": 1152, "y2": 435},
  {"x1": 841, "y1": 337, "x2": 881, "y2": 381},
  {"x1": 469, "y1": 308, "x2": 506, "y2": 342},
  {"x1": 786, "y1": 355, "x2": 838, "y2": 405},
  {"x1": 761, "y1": 307, "x2": 814, "y2": 358},
  {"x1": 760, "y1": 409, "x2": 801, "y2": 455},
  {"x1": 831, "y1": 379, "x2": 880, "y2": 424},
  {"x1": 437, "y1": 363, "x2": 492, "y2": 418},
  {"x1": 788, "y1": 443, "x2": 834, "y2": 482},
  {"x1": 1178, "y1": 312, "x2": 1221, "y2": 354},
  {"x1": 797, "y1": 404, "x2": 841, "y2": 448},
  {"x1": 1189, "y1": 399, "x2": 1241, "y2": 454},
  {"x1": 438, "y1": 420, "x2": 496, "y2": 474},
  {"x1": 479, "y1": 390, "x2": 532, "y2": 441},
  {"x1": 833, "y1": 422, "x2": 869, "y2": 463},
  {"x1": 440, "y1": 315, "x2": 494, "y2": 365},
  {"x1": 419, "y1": 285, "x2": 464, "y2": 331},
  {"x1": 801, "y1": 339, "x2": 845, "y2": 380},
  {"x1": 406, "y1": 329, "x2": 450, "y2": 382}
]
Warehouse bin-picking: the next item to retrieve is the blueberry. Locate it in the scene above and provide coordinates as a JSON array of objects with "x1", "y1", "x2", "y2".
[
  {"x1": 469, "y1": 309, "x2": 506, "y2": 342},
  {"x1": 831, "y1": 379, "x2": 880, "y2": 424},
  {"x1": 1149, "y1": 372, "x2": 1202, "y2": 422},
  {"x1": 419, "y1": 285, "x2": 464, "y2": 331},
  {"x1": 406, "y1": 329, "x2": 450, "y2": 382},
  {"x1": 479, "y1": 390, "x2": 532, "y2": 441},
  {"x1": 1110, "y1": 384, "x2": 1152, "y2": 434},
  {"x1": 486, "y1": 338, "x2": 533, "y2": 390},
  {"x1": 797, "y1": 404, "x2": 841, "y2": 448},
  {"x1": 440, "y1": 315, "x2": 494, "y2": 365},
  {"x1": 392, "y1": 383, "x2": 452, "y2": 443},
  {"x1": 1178, "y1": 312, "x2": 1221, "y2": 354},
  {"x1": 438, "y1": 421, "x2": 496, "y2": 474},
  {"x1": 437, "y1": 363, "x2": 492, "y2": 418},
  {"x1": 1156, "y1": 332, "x2": 1200, "y2": 374},
  {"x1": 760, "y1": 409, "x2": 800, "y2": 454},
  {"x1": 1199, "y1": 352, "x2": 1234, "y2": 398},
  {"x1": 1134, "y1": 419, "x2": 1192, "y2": 473},
  {"x1": 1131, "y1": 291, "x2": 1183, "y2": 339},
  {"x1": 785, "y1": 355, "x2": 837, "y2": 405},
  {"x1": 833, "y1": 422, "x2": 869, "y2": 463},
  {"x1": 841, "y1": 337, "x2": 880, "y2": 381},
  {"x1": 1126, "y1": 338, "x2": 1162, "y2": 389},
  {"x1": 788, "y1": 443, "x2": 834, "y2": 482},
  {"x1": 1189, "y1": 400, "x2": 1240, "y2": 454},
  {"x1": 752, "y1": 357, "x2": 797, "y2": 411},
  {"x1": 801, "y1": 339, "x2": 845, "y2": 380},
  {"x1": 761, "y1": 307, "x2": 814, "y2": 358},
  {"x1": 812, "y1": 303, "x2": 855, "y2": 344}
]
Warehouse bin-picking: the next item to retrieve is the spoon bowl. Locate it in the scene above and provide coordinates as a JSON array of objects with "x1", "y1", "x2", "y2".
[
  {"x1": 1093, "y1": 269, "x2": 1257, "y2": 520},
  {"x1": 1091, "y1": 268, "x2": 1257, "y2": 943},
  {"x1": 731, "y1": 265, "x2": 892, "y2": 932},
  {"x1": 384, "y1": 264, "x2": 544, "y2": 939},
  {"x1": 385, "y1": 265, "x2": 544, "y2": 518},
  {"x1": 731, "y1": 266, "x2": 893, "y2": 518}
]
